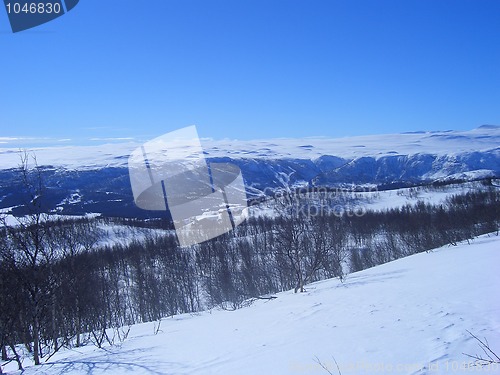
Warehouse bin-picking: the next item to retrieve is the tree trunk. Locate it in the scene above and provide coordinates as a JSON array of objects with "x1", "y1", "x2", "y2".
[
  {"x1": 9, "y1": 343, "x2": 23, "y2": 371},
  {"x1": 33, "y1": 318, "x2": 40, "y2": 365},
  {"x1": 52, "y1": 293, "x2": 58, "y2": 353},
  {"x1": 294, "y1": 273, "x2": 304, "y2": 293},
  {"x1": 76, "y1": 310, "x2": 81, "y2": 347},
  {"x1": 1, "y1": 345, "x2": 7, "y2": 361}
]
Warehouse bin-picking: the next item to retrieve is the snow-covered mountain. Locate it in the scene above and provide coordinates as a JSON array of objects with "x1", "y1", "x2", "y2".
[
  {"x1": 4, "y1": 233, "x2": 500, "y2": 374},
  {"x1": 0, "y1": 126, "x2": 499, "y2": 217}
]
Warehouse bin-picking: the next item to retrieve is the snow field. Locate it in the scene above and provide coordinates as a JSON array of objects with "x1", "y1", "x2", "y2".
[{"x1": 7, "y1": 233, "x2": 500, "y2": 375}]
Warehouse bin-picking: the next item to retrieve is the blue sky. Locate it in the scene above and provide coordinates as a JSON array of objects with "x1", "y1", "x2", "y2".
[{"x1": 1, "y1": 0, "x2": 499, "y2": 146}]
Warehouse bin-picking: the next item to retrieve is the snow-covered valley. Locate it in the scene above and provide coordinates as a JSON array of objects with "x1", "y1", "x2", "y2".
[{"x1": 1, "y1": 126, "x2": 499, "y2": 218}]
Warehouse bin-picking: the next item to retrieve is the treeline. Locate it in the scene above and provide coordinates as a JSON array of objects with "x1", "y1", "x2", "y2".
[
  {"x1": 347, "y1": 189, "x2": 499, "y2": 271},
  {"x1": 1, "y1": 187, "x2": 499, "y2": 370}
]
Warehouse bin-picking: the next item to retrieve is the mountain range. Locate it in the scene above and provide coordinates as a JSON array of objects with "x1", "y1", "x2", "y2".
[{"x1": 1, "y1": 125, "x2": 498, "y2": 217}]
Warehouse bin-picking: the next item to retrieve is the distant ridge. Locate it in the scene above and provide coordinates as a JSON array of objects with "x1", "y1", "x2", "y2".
[{"x1": 0, "y1": 126, "x2": 499, "y2": 217}]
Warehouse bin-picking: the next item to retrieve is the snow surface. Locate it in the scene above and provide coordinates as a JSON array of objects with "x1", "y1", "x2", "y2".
[
  {"x1": 0, "y1": 126, "x2": 499, "y2": 169},
  {"x1": 249, "y1": 181, "x2": 492, "y2": 218},
  {"x1": 96, "y1": 223, "x2": 173, "y2": 248},
  {"x1": 361, "y1": 182, "x2": 489, "y2": 212},
  {"x1": 0, "y1": 211, "x2": 100, "y2": 228},
  {"x1": 6, "y1": 233, "x2": 500, "y2": 375}
]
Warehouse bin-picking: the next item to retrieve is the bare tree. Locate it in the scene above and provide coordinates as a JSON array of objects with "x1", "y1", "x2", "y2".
[
  {"x1": 273, "y1": 212, "x2": 309, "y2": 293},
  {"x1": 0, "y1": 152, "x2": 54, "y2": 365},
  {"x1": 48, "y1": 219, "x2": 103, "y2": 347}
]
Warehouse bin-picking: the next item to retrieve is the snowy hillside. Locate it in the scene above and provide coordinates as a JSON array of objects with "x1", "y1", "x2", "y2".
[{"x1": 6, "y1": 233, "x2": 500, "y2": 375}]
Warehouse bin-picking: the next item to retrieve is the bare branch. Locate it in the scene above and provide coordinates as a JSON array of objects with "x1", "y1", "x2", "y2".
[
  {"x1": 463, "y1": 330, "x2": 500, "y2": 367},
  {"x1": 314, "y1": 356, "x2": 342, "y2": 375}
]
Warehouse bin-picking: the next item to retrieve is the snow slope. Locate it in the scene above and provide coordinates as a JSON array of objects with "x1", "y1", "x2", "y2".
[{"x1": 7, "y1": 234, "x2": 500, "y2": 375}]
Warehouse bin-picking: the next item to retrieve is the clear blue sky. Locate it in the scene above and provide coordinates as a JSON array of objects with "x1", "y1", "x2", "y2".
[{"x1": 1, "y1": 0, "x2": 499, "y2": 146}]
